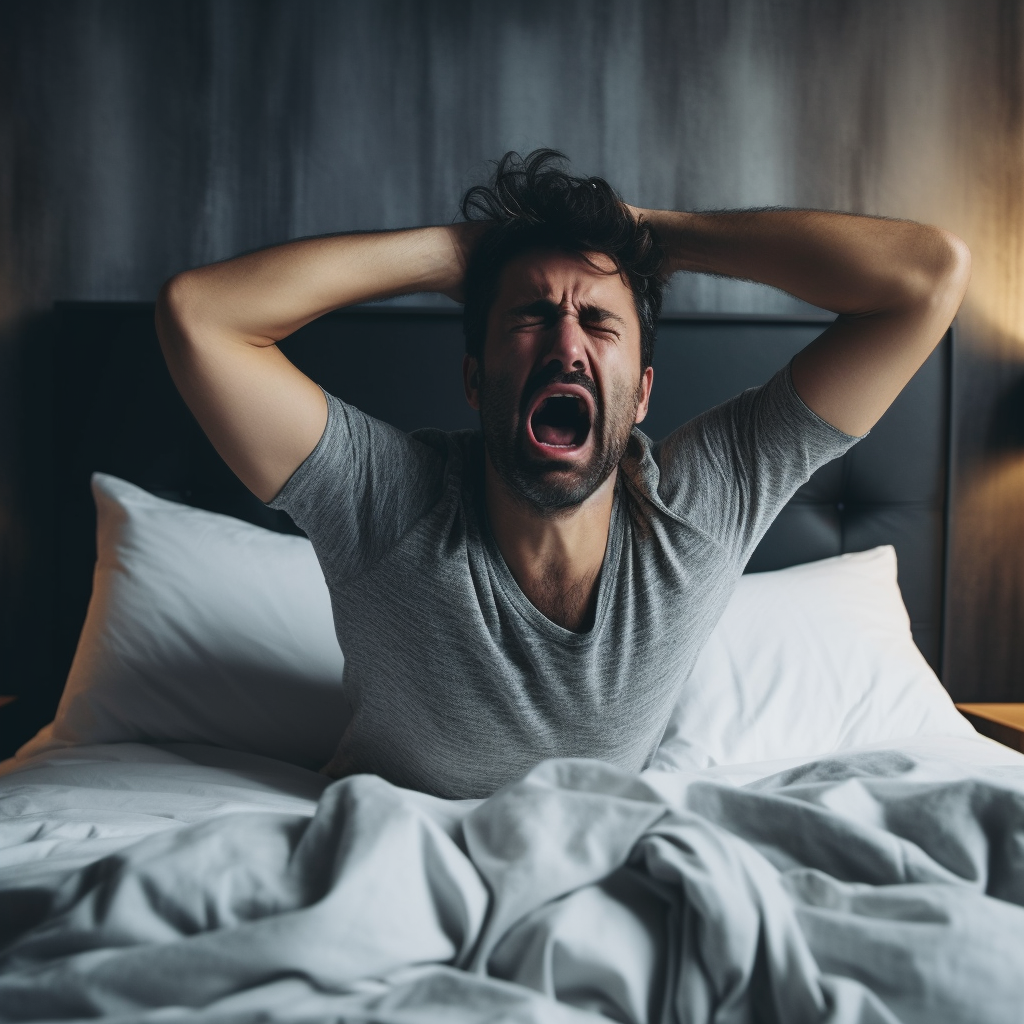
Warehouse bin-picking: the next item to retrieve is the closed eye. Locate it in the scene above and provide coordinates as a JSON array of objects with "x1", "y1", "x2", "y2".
[
  {"x1": 509, "y1": 315, "x2": 550, "y2": 331},
  {"x1": 506, "y1": 300, "x2": 560, "y2": 331},
  {"x1": 581, "y1": 318, "x2": 620, "y2": 337}
]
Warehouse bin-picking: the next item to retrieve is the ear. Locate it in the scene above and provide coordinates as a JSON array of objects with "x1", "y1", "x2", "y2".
[
  {"x1": 463, "y1": 354, "x2": 481, "y2": 411},
  {"x1": 634, "y1": 366, "x2": 654, "y2": 424}
]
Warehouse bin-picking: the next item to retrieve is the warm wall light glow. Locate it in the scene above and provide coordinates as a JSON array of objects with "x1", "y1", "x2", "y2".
[
  {"x1": 961, "y1": 452, "x2": 1024, "y2": 512},
  {"x1": 958, "y1": 244, "x2": 1024, "y2": 359},
  {"x1": 946, "y1": 448, "x2": 1024, "y2": 697}
]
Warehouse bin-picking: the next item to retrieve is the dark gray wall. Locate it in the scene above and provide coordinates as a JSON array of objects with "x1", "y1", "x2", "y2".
[{"x1": 2, "y1": 0, "x2": 1023, "y2": 700}]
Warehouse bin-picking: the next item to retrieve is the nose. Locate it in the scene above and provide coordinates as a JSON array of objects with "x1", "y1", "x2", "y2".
[{"x1": 541, "y1": 315, "x2": 589, "y2": 376}]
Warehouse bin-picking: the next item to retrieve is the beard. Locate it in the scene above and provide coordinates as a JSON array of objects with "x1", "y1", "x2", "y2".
[{"x1": 478, "y1": 363, "x2": 642, "y2": 515}]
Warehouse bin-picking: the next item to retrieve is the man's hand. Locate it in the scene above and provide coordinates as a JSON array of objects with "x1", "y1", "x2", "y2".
[
  {"x1": 438, "y1": 221, "x2": 490, "y2": 303},
  {"x1": 626, "y1": 205, "x2": 970, "y2": 436},
  {"x1": 157, "y1": 222, "x2": 487, "y2": 502}
]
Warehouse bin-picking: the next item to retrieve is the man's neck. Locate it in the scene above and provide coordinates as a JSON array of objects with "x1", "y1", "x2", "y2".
[{"x1": 483, "y1": 455, "x2": 617, "y2": 632}]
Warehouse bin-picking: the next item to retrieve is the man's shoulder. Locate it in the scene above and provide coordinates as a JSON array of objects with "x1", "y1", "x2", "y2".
[
  {"x1": 619, "y1": 426, "x2": 659, "y2": 500},
  {"x1": 403, "y1": 426, "x2": 484, "y2": 500},
  {"x1": 618, "y1": 426, "x2": 684, "y2": 526},
  {"x1": 408, "y1": 425, "x2": 481, "y2": 464}
]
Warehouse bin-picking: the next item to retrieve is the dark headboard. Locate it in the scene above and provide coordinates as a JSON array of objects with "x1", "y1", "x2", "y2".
[{"x1": 1, "y1": 302, "x2": 951, "y2": 757}]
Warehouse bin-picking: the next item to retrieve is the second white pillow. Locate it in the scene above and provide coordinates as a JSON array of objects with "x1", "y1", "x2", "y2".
[{"x1": 651, "y1": 545, "x2": 973, "y2": 771}]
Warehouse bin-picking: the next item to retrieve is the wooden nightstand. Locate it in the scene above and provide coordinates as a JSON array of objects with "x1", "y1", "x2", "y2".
[{"x1": 956, "y1": 704, "x2": 1024, "y2": 753}]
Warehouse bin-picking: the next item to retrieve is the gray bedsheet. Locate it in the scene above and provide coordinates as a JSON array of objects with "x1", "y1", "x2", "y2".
[{"x1": 1, "y1": 743, "x2": 1023, "y2": 1023}]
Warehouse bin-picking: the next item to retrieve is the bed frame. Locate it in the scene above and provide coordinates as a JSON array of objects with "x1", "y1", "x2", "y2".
[{"x1": 2, "y1": 303, "x2": 952, "y2": 755}]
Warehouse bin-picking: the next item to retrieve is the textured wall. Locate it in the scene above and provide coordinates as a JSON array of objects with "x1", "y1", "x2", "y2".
[{"x1": 2, "y1": 0, "x2": 1023, "y2": 698}]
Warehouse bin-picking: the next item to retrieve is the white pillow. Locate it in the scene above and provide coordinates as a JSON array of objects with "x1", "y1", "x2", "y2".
[
  {"x1": 18, "y1": 474, "x2": 346, "y2": 769},
  {"x1": 650, "y1": 545, "x2": 974, "y2": 772}
]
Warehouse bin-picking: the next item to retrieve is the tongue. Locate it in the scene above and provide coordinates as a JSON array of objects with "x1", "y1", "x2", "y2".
[{"x1": 534, "y1": 422, "x2": 577, "y2": 446}]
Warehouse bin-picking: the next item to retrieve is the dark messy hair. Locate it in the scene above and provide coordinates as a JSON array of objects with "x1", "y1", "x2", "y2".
[{"x1": 460, "y1": 150, "x2": 665, "y2": 370}]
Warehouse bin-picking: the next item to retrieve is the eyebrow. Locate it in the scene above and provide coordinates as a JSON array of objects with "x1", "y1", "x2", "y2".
[{"x1": 504, "y1": 299, "x2": 627, "y2": 328}]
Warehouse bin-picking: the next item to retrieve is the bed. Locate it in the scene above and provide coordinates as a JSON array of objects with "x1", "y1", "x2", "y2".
[{"x1": 1, "y1": 307, "x2": 1022, "y2": 1024}]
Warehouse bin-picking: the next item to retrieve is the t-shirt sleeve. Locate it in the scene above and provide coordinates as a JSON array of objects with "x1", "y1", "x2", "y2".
[
  {"x1": 647, "y1": 362, "x2": 862, "y2": 567},
  {"x1": 267, "y1": 392, "x2": 446, "y2": 581}
]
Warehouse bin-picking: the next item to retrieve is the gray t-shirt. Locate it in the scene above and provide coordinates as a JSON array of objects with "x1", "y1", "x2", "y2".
[{"x1": 269, "y1": 364, "x2": 858, "y2": 798}]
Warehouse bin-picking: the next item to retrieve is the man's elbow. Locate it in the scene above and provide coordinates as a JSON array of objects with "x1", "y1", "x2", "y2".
[
  {"x1": 903, "y1": 228, "x2": 972, "y2": 312},
  {"x1": 934, "y1": 229, "x2": 972, "y2": 296},
  {"x1": 156, "y1": 271, "x2": 203, "y2": 351}
]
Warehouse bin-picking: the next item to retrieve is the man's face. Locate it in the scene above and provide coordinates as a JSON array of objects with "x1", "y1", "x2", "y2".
[{"x1": 463, "y1": 248, "x2": 654, "y2": 513}]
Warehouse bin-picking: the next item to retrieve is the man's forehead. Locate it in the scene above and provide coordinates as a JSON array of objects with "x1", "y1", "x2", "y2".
[{"x1": 495, "y1": 249, "x2": 633, "y2": 306}]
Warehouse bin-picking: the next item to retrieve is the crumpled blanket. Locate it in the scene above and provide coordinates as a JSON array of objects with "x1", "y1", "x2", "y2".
[{"x1": 1, "y1": 749, "x2": 1023, "y2": 1024}]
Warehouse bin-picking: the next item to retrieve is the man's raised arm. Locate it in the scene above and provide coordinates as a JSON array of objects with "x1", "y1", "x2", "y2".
[
  {"x1": 156, "y1": 225, "x2": 479, "y2": 503},
  {"x1": 632, "y1": 207, "x2": 971, "y2": 437}
]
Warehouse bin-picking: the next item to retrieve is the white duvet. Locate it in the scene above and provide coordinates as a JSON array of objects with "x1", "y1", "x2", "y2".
[{"x1": 2, "y1": 734, "x2": 1023, "y2": 1024}]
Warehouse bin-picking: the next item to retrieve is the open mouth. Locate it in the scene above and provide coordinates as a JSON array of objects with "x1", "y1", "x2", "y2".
[{"x1": 528, "y1": 390, "x2": 593, "y2": 450}]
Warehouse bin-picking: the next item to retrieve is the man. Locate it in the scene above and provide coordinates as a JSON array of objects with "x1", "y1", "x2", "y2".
[{"x1": 156, "y1": 151, "x2": 970, "y2": 799}]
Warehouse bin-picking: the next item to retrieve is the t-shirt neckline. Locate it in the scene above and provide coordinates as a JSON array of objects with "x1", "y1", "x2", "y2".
[{"x1": 476, "y1": 477, "x2": 624, "y2": 646}]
